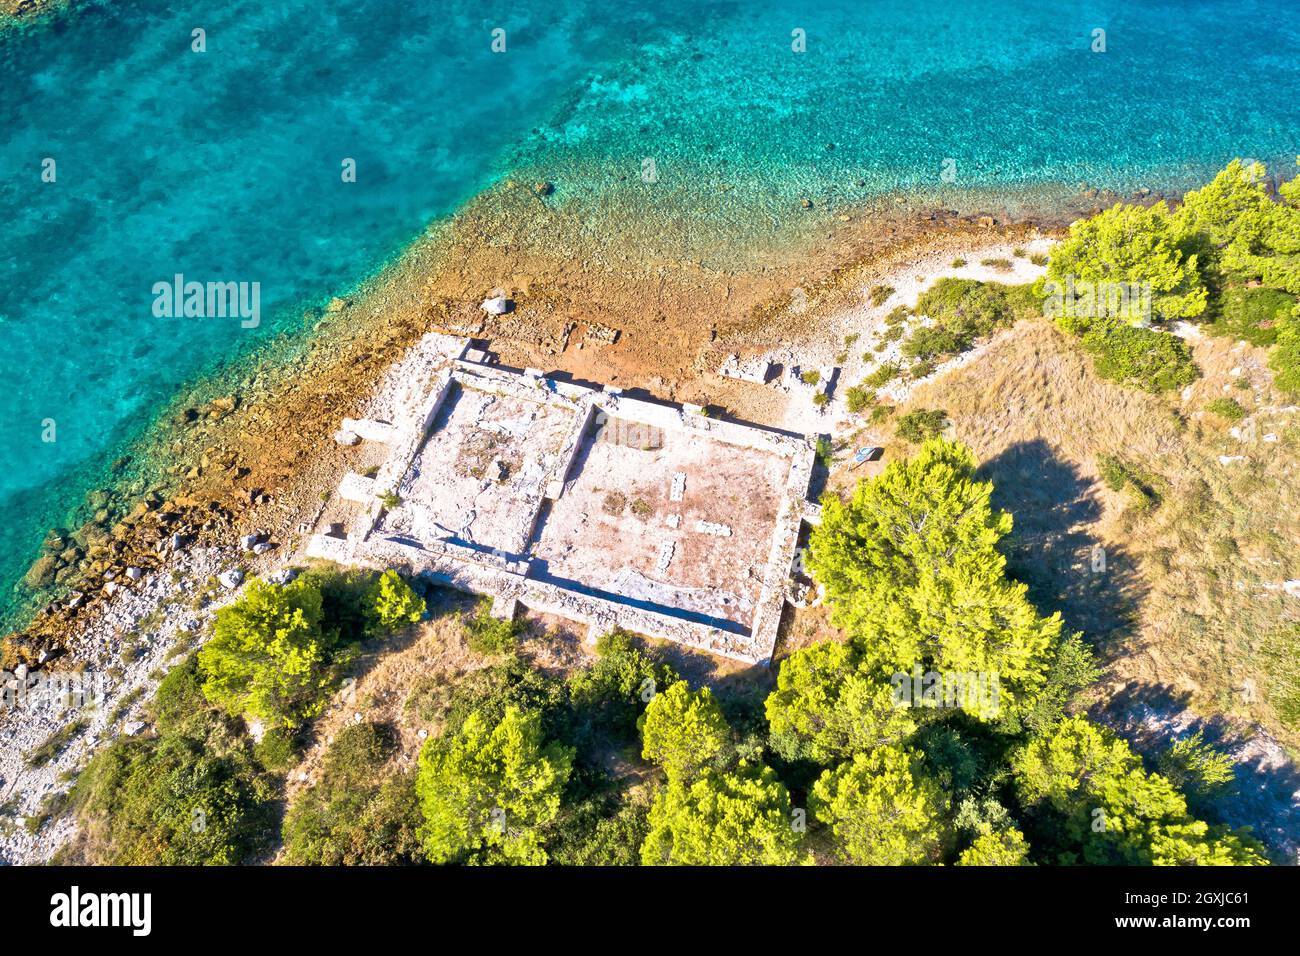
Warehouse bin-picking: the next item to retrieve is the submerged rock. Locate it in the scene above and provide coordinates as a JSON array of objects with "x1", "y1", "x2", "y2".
[{"x1": 23, "y1": 554, "x2": 60, "y2": 589}]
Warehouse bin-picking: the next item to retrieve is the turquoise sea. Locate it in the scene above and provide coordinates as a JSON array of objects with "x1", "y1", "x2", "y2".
[{"x1": 3, "y1": 0, "x2": 1299, "y2": 626}]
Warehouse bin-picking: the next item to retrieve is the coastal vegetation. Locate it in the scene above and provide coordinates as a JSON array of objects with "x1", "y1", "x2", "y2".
[
  {"x1": 845, "y1": 160, "x2": 1298, "y2": 459},
  {"x1": 1038, "y1": 158, "x2": 1300, "y2": 393},
  {"x1": 50, "y1": 434, "x2": 1270, "y2": 866}
]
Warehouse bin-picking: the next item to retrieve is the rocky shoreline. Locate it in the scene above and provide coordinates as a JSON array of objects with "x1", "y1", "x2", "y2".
[
  {"x1": 0, "y1": 175, "x2": 1165, "y2": 861},
  {"x1": 4, "y1": 182, "x2": 1105, "y2": 665}
]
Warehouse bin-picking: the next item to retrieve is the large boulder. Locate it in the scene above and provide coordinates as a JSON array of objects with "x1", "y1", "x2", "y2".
[{"x1": 480, "y1": 295, "x2": 513, "y2": 316}]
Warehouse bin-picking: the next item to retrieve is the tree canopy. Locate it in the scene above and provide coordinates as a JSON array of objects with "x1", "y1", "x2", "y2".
[
  {"x1": 1012, "y1": 716, "x2": 1267, "y2": 865},
  {"x1": 1038, "y1": 201, "x2": 1208, "y2": 323},
  {"x1": 640, "y1": 681, "x2": 733, "y2": 782},
  {"x1": 641, "y1": 762, "x2": 808, "y2": 865},
  {"x1": 807, "y1": 437, "x2": 1062, "y2": 720},
  {"x1": 416, "y1": 705, "x2": 573, "y2": 865},
  {"x1": 957, "y1": 827, "x2": 1032, "y2": 866},
  {"x1": 764, "y1": 639, "x2": 915, "y2": 764},
  {"x1": 809, "y1": 745, "x2": 949, "y2": 865},
  {"x1": 198, "y1": 577, "x2": 336, "y2": 729}
]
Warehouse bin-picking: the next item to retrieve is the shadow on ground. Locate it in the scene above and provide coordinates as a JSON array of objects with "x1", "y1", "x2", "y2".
[
  {"x1": 1097, "y1": 682, "x2": 1300, "y2": 864},
  {"x1": 980, "y1": 438, "x2": 1146, "y2": 660}
]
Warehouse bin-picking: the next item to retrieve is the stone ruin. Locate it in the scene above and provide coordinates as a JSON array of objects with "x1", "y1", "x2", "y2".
[{"x1": 304, "y1": 333, "x2": 821, "y2": 666}]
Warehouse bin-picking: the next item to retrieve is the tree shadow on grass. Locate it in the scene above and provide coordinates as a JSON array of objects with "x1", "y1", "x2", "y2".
[{"x1": 979, "y1": 438, "x2": 1146, "y2": 662}]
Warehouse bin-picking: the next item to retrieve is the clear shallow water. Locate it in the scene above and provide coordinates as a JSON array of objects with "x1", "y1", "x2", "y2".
[{"x1": 2, "y1": 0, "x2": 1299, "y2": 624}]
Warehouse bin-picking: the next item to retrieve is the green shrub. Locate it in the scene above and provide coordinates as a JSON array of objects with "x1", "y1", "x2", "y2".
[
  {"x1": 869, "y1": 284, "x2": 894, "y2": 306},
  {"x1": 909, "y1": 359, "x2": 937, "y2": 380},
  {"x1": 1206, "y1": 286, "x2": 1296, "y2": 346},
  {"x1": 844, "y1": 386, "x2": 872, "y2": 414},
  {"x1": 1270, "y1": 305, "x2": 1300, "y2": 395},
  {"x1": 1096, "y1": 454, "x2": 1161, "y2": 508},
  {"x1": 567, "y1": 630, "x2": 679, "y2": 748},
  {"x1": 885, "y1": 305, "x2": 911, "y2": 326},
  {"x1": 548, "y1": 791, "x2": 650, "y2": 866},
  {"x1": 812, "y1": 391, "x2": 830, "y2": 407},
  {"x1": 1079, "y1": 321, "x2": 1199, "y2": 392},
  {"x1": 895, "y1": 408, "x2": 949, "y2": 442},
  {"x1": 1004, "y1": 282, "x2": 1046, "y2": 321},
  {"x1": 869, "y1": 404, "x2": 895, "y2": 423},
  {"x1": 1205, "y1": 397, "x2": 1246, "y2": 421},
  {"x1": 915, "y1": 278, "x2": 1011, "y2": 335},
  {"x1": 64, "y1": 656, "x2": 277, "y2": 865},
  {"x1": 464, "y1": 600, "x2": 521, "y2": 655},
  {"x1": 862, "y1": 362, "x2": 899, "y2": 388},
  {"x1": 981, "y1": 257, "x2": 1013, "y2": 271},
  {"x1": 902, "y1": 325, "x2": 969, "y2": 361},
  {"x1": 800, "y1": 369, "x2": 820, "y2": 386},
  {"x1": 281, "y1": 722, "x2": 422, "y2": 865},
  {"x1": 364, "y1": 570, "x2": 426, "y2": 636},
  {"x1": 1097, "y1": 454, "x2": 1131, "y2": 492},
  {"x1": 1029, "y1": 253, "x2": 1049, "y2": 266},
  {"x1": 951, "y1": 258, "x2": 967, "y2": 268},
  {"x1": 254, "y1": 727, "x2": 301, "y2": 773}
]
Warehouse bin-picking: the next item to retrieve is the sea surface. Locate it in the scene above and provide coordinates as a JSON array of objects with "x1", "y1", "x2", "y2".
[{"x1": 2, "y1": 0, "x2": 1299, "y2": 625}]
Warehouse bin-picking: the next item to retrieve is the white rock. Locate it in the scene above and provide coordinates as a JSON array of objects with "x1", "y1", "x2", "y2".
[
  {"x1": 268, "y1": 568, "x2": 298, "y2": 585},
  {"x1": 333, "y1": 429, "x2": 361, "y2": 446},
  {"x1": 125, "y1": 567, "x2": 143, "y2": 581},
  {"x1": 252, "y1": 542, "x2": 275, "y2": 555},
  {"x1": 218, "y1": 568, "x2": 244, "y2": 589},
  {"x1": 239, "y1": 533, "x2": 260, "y2": 551},
  {"x1": 1218, "y1": 455, "x2": 1246, "y2": 465},
  {"x1": 170, "y1": 532, "x2": 185, "y2": 551},
  {"x1": 123, "y1": 721, "x2": 144, "y2": 736},
  {"x1": 480, "y1": 295, "x2": 513, "y2": 315},
  {"x1": 1284, "y1": 580, "x2": 1300, "y2": 598}
]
